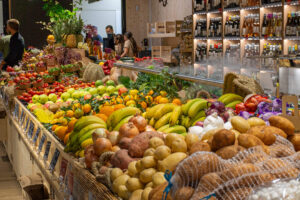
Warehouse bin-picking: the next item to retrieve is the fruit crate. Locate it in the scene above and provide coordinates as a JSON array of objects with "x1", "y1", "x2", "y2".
[
  {"x1": 152, "y1": 46, "x2": 175, "y2": 63},
  {"x1": 147, "y1": 20, "x2": 183, "y2": 38}
]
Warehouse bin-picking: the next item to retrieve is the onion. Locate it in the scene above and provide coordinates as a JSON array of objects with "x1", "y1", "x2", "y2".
[
  {"x1": 119, "y1": 122, "x2": 139, "y2": 138},
  {"x1": 107, "y1": 131, "x2": 120, "y2": 146},
  {"x1": 129, "y1": 115, "x2": 147, "y2": 132},
  {"x1": 210, "y1": 101, "x2": 225, "y2": 113},
  {"x1": 84, "y1": 145, "x2": 98, "y2": 169},
  {"x1": 206, "y1": 108, "x2": 219, "y2": 116},
  {"x1": 92, "y1": 128, "x2": 107, "y2": 143},
  {"x1": 94, "y1": 138, "x2": 112, "y2": 156},
  {"x1": 145, "y1": 125, "x2": 156, "y2": 132},
  {"x1": 119, "y1": 137, "x2": 132, "y2": 149},
  {"x1": 195, "y1": 121, "x2": 204, "y2": 127},
  {"x1": 112, "y1": 145, "x2": 121, "y2": 152}
]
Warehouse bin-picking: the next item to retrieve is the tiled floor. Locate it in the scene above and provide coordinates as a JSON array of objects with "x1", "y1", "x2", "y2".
[{"x1": 0, "y1": 142, "x2": 23, "y2": 200}]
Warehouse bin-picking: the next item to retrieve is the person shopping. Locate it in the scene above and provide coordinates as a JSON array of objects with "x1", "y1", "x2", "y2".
[
  {"x1": 114, "y1": 34, "x2": 124, "y2": 56},
  {"x1": 121, "y1": 32, "x2": 138, "y2": 58},
  {"x1": 1, "y1": 19, "x2": 24, "y2": 71}
]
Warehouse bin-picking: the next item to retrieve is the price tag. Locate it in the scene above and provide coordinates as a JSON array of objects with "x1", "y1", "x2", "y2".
[
  {"x1": 44, "y1": 141, "x2": 51, "y2": 161},
  {"x1": 49, "y1": 148, "x2": 60, "y2": 173},
  {"x1": 28, "y1": 121, "x2": 35, "y2": 139},
  {"x1": 38, "y1": 134, "x2": 46, "y2": 153},
  {"x1": 33, "y1": 127, "x2": 41, "y2": 144}
]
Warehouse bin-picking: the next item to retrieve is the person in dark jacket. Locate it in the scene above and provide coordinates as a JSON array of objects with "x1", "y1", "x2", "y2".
[
  {"x1": 1, "y1": 19, "x2": 25, "y2": 71},
  {"x1": 104, "y1": 25, "x2": 115, "y2": 51}
]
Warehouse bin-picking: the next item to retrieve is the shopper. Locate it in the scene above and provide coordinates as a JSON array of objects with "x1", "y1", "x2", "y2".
[
  {"x1": 0, "y1": 34, "x2": 11, "y2": 58},
  {"x1": 114, "y1": 34, "x2": 124, "y2": 56},
  {"x1": 121, "y1": 32, "x2": 138, "y2": 58},
  {"x1": 91, "y1": 26, "x2": 103, "y2": 43},
  {"x1": 105, "y1": 25, "x2": 115, "y2": 50},
  {"x1": 1, "y1": 19, "x2": 24, "y2": 71}
]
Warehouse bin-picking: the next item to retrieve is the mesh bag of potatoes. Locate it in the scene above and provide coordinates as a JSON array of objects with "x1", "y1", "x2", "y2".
[{"x1": 170, "y1": 136, "x2": 300, "y2": 200}]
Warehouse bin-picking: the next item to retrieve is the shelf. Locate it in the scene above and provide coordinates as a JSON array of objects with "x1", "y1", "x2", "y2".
[
  {"x1": 208, "y1": 37, "x2": 222, "y2": 40},
  {"x1": 241, "y1": 6, "x2": 260, "y2": 10},
  {"x1": 224, "y1": 37, "x2": 241, "y2": 40},
  {"x1": 242, "y1": 37, "x2": 260, "y2": 41},
  {"x1": 261, "y1": 2, "x2": 283, "y2": 8},
  {"x1": 147, "y1": 33, "x2": 178, "y2": 38},
  {"x1": 284, "y1": 1, "x2": 300, "y2": 6},
  {"x1": 194, "y1": 10, "x2": 207, "y2": 15},
  {"x1": 285, "y1": 36, "x2": 300, "y2": 41},
  {"x1": 223, "y1": 7, "x2": 241, "y2": 12},
  {"x1": 180, "y1": 48, "x2": 193, "y2": 53},
  {"x1": 261, "y1": 37, "x2": 283, "y2": 41},
  {"x1": 207, "y1": 9, "x2": 222, "y2": 14},
  {"x1": 195, "y1": 37, "x2": 207, "y2": 40},
  {"x1": 180, "y1": 29, "x2": 192, "y2": 33}
]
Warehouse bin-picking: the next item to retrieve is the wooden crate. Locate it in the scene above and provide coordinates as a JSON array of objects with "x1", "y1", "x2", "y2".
[
  {"x1": 156, "y1": 22, "x2": 166, "y2": 33},
  {"x1": 147, "y1": 21, "x2": 183, "y2": 38},
  {"x1": 152, "y1": 46, "x2": 174, "y2": 63}
]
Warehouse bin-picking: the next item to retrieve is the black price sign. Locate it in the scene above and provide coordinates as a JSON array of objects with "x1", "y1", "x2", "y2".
[
  {"x1": 44, "y1": 141, "x2": 51, "y2": 161},
  {"x1": 49, "y1": 149, "x2": 60, "y2": 173},
  {"x1": 38, "y1": 134, "x2": 46, "y2": 153},
  {"x1": 28, "y1": 121, "x2": 35, "y2": 138},
  {"x1": 33, "y1": 127, "x2": 41, "y2": 144}
]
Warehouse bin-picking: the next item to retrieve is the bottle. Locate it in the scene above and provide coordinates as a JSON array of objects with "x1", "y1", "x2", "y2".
[
  {"x1": 253, "y1": 14, "x2": 260, "y2": 38},
  {"x1": 286, "y1": 13, "x2": 291, "y2": 37},
  {"x1": 262, "y1": 14, "x2": 267, "y2": 37},
  {"x1": 242, "y1": 17, "x2": 247, "y2": 37}
]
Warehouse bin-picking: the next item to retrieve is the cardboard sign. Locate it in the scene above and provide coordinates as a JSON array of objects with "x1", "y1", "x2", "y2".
[
  {"x1": 281, "y1": 95, "x2": 300, "y2": 132},
  {"x1": 49, "y1": 148, "x2": 60, "y2": 173}
]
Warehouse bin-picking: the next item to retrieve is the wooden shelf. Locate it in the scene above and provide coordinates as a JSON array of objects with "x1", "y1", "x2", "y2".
[{"x1": 147, "y1": 32, "x2": 178, "y2": 38}]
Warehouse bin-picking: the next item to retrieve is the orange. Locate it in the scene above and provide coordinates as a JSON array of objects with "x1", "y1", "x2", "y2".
[
  {"x1": 154, "y1": 96, "x2": 162, "y2": 103},
  {"x1": 99, "y1": 106, "x2": 114, "y2": 117},
  {"x1": 126, "y1": 100, "x2": 136, "y2": 106},
  {"x1": 64, "y1": 133, "x2": 70, "y2": 144},
  {"x1": 114, "y1": 104, "x2": 126, "y2": 111},
  {"x1": 66, "y1": 110, "x2": 74, "y2": 118},
  {"x1": 83, "y1": 104, "x2": 92, "y2": 114},
  {"x1": 159, "y1": 97, "x2": 169, "y2": 104},
  {"x1": 116, "y1": 97, "x2": 123, "y2": 104},
  {"x1": 139, "y1": 101, "x2": 147, "y2": 109},
  {"x1": 47, "y1": 35, "x2": 55, "y2": 41},
  {"x1": 54, "y1": 126, "x2": 68, "y2": 140},
  {"x1": 124, "y1": 95, "x2": 133, "y2": 102},
  {"x1": 148, "y1": 90, "x2": 154, "y2": 96},
  {"x1": 172, "y1": 98, "x2": 182, "y2": 105},
  {"x1": 145, "y1": 96, "x2": 153, "y2": 104},
  {"x1": 52, "y1": 124, "x2": 58, "y2": 132},
  {"x1": 68, "y1": 118, "x2": 77, "y2": 132},
  {"x1": 74, "y1": 108, "x2": 84, "y2": 119},
  {"x1": 95, "y1": 114, "x2": 108, "y2": 122},
  {"x1": 160, "y1": 91, "x2": 167, "y2": 97}
]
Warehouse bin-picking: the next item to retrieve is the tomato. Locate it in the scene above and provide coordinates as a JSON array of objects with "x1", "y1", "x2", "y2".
[
  {"x1": 235, "y1": 103, "x2": 246, "y2": 114},
  {"x1": 19, "y1": 73, "x2": 25, "y2": 77},
  {"x1": 245, "y1": 102, "x2": 257, "y2": 112},
  {"x1": 32, "y1": 72, "x2": 38, "y2": 77},
  {"x1": 43, "y1": 83, "x2": 49, "y2": 88},
  {"x1": 23, "y1": 92, "x2": 30, "y2": 97}
]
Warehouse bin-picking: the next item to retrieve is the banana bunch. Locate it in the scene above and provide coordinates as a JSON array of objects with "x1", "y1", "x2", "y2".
[
  {"x1": 107, "y1": 107, "x2": 141, "y2": 131},
  {"x1": 65, "y1": 116, "x2": 106, "y2": 153},
  {"x1": 145, "y1": 103, "x2": 187, "y2": 135},
  {"x1": 218, "y1": 93, "x2": 244, "y2": 109},
  {"x1": 180, "y1": 98, "x2": 208, "y2": 128}
]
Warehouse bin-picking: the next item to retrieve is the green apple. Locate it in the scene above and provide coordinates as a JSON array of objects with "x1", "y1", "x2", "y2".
[
  {"x1": 107, "y1": 86, "x2": 115, "y2": 94},
  {"x1": 67, "y1": 88, "x2": 75, "y2": 95},
  {"x1": 79, "y1": 90, "x2": 85, "y2": 97},
  {"x1": 32, "y1": 95, "x2": 40, "y2": 103},
  {"x1": 89, "y1": 88, "x2": 98, "y2": 95},
  {"x1": 61, "y1": 92, "x2": 71, "y2": 102},
  {"x1": 102, "y1": 93, "x2": 110, "y2": 97},
  {"x1": 97, "y1": 86, "x2": 106, "y2": 95},
  {"x1": 113, "y1": 91, "x2": 119, "y2": 95},
  {"x1": 48, "y1": 93, "x2": 57, "y2": 103},
  {"x1": 72, "y1": 91, "x2": 81, "y2": 99},
  {"x1": 46, "y1": 101, "x2": 54, "y2": 105},
  {"x1": 39, "y1": 94, "x2": 48, "y2": 104},
  {"x1": 66, "y1": 98, "x2": 74, "y2": 103},
  {"x1": 106, "y1": 80, "x2": 115, "y2": 86},
  {"x1": 84, "y1": 87, "x2": 90, "y2": 91},
  {"x1": 95, "y1": 80, "x2": 103, "y2": 87},
  {"x1": 116, "y1": 84, "x2": 125, "y2": 90}
]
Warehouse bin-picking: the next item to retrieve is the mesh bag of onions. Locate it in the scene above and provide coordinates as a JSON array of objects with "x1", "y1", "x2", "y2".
[{"x1": 170, "y1": 135, "x2": 300, "y2": 200}]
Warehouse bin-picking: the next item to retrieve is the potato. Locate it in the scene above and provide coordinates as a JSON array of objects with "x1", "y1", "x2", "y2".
[
  {"x1": 186, "y1": 134, "x2": 200, "y2": 150},
  {"x1": 242, "y1": 153, "x2": 267, "y2": 164},
  {"x1": 231, "y1": 129, "x2": 241, "y2": 139},
  {"x1": 220, "y1": 163, "x2": 260, "y2": 181},
  {"x1": 154, "y1": 145, "x2": 171, "y2": 160},
  {"x1": 262, "y1": 158, "x2": 299, "y2": 179},
  {"x1": 189, "y1": 141, "x2": 211, "y2": 154},
  {"x1": 171, "y1": 138, "x2": 187, "y2": 153},
  {"x1": 149, "y1": 183, "x2": 172, "y2": 200},
  {"x1": 152, "y1": 172, "x2": 166, "y2": 188},
  {"x1": 238, "y1": 134, "x2": 267, "y2": 152},
  {"x1": 140, "y1": 168, "x2": 157, "y2": 184},
  {"x1": 231, "y1": 116, "x2": 250, "y2": 133},
  {"x1": 110, "y1": 168, "x2": 123, "y2": 182},
  {"x1": 247, "y1": 117, "x2": 266, "y2": 127},
  {"x1": 216, "y1": 145, "x2": 245, "y2": 159},
  {"x1": 126, "y1": 178, "x2": 144, "y2": 192},
  {"x1": 269, "y1": 116, "x2": 295, "y2": 136},
  {"x1": 129, "y1": 189, "x2": 143, "y2": 200},
  {"x1": 142, "y1": 187, "x2": 152, "y2": 200},
  {"x1": 267, "y1": 126, "x2": 287, "y2": 138},
  {"x1": 157, "y1": 152, "x2": 187, "y2": 172},
  {"x1": 128, "y1": 161, "x2": 138, "y2": 176},
  {"x1": 201, "y1": 128, "x2": 221, "y2": 141},
  {"x1": 118, "y1": 185, "x2": 130, "y2": 200},
  {"x1": 246, "y1": 126, "x2": 276, "y2": 146},
  {"x1": 112, "y1": 174, "x2": 130, "y2": 193},
  {"x1": 174, "y1": 187, "x2": 194, "y2": 200},
  {"x1": 141, "y1": 156, "x2": 157, "y2": 169},
  {"x1": 136, "y1": 160, "x2": 144, "y2": 173},
  {"x1": 221, "y1": 187, "x2": 252, "y2": 200},
  {"x1": 145, "y1": 182, "x2": 153, "y2": 188},
  {"x1": 166, "y1": 133, "x2": 185, "y2": 147},
  {"x1": 211, "y1": 129, "x2": 235, "y2": 151},
  {"x1": 111, "y1": 149, "x2": 137, "y2": 170},
  {"x1": 149, "y1": 137, "x2": 165, "y2": 149},
  {"x1": 199, "y1": 173, "x2": 223, "y2": 192},
  {"x1": 143, "y1": 148, "x2": 155, "y2": 157},
  {"x1": 289, "y1": 134, "x2": 300, "y2": 151}
]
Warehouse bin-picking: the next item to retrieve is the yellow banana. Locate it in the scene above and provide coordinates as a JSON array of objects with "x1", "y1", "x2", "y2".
[
  {"x1": 182, "y1": 98, "x2": 203, "y2": 115},
  {"x1": 113, "y1": 115, "x2": 134, "y2": 131},
  {"x1": 146, "y1": 104, "x2": 164, "y2": 119},
  {"x1": 107, "y1": 107, "x2": 141, "y2": 129},
  {"x1": 157, "y1": 124, "x2": 170, "y2": 132},
  {"x1": 153, "y1": 104, "x2": 176, "y2": 120},
  {"x1": 81, "y1": 138, "x2": 93, "y2": 149},
  {"x1": 164, "y1": 125, "x2": 186, "y2": 134},
  {"x1": 154, "y1": 112, "x2": 172, "y2": 130},
  {"x1": 149, "y1": 117, "x2": 156, "y2": 127},
  {"x1": 188, "y1": 100, "x2": 208, "y2": 118},
  {"x1": 74, "y1": 116, "x2": 106, "y2": 132},
  {"x1": 169, "y1": 106, "x2": 182, "y2": 126}
]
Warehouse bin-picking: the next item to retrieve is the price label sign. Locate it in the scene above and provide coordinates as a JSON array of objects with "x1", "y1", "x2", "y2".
[
  {"x1": 28, "y1": 121, "x2": 35, "y2": 139},
  {"x1": 38, "y1": 134, "x2": 46, "y2": 153},
  {"x1": 44, "y1": 141, "x2": 51, "y2": 161},
  {"x1": 33, "y1": 127, "x2": 41, "y2": 144},
  {"x1": 49, "y1": 149, "x2": 60, "y2": 173}
]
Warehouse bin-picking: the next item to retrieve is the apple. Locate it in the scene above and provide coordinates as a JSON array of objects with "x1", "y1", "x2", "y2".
[
  {"x1": 102, "y1": 93, "x2": 110, "y2": 98},
  {"x1": 43, "y1": 103, "x2": 51, "y2": 109},
  {"x1": 106, "y1": 86, "x2": 116, "y2": 94},
  {"x1": 116, "y1": 84, "x2": 125, "y2": 90},
  {"x1": 48, "y1": 93, "x2": 57, "y2": 103},
  {"x1": 106, "y1": 80, "x2": 115, "y2": 86},
  {"x1": 32, "y1": 95, "x2": 40, "y2": 103},
  {"x1": 67, "y1": 88, "x2": 75, "y2": 95},
  {"x1": 95, "y1": 80, "x2": 103, "y2": 87},
  {"x1": 84, "y1": 94, "x2": 92, "y2": 100},
  {"x1": 61, "y1": 92, "x2": 71, "y2": 102},
  {"x1": 97, "y1": 86, "x2": 106, "y2": 95},
  {"x1": 39, "y1": 94, "x2": 48, "y2": 104},
  {"x1": 27, "y1": 103, "x2": 35, "y2": 110},
  {"x1": 66, "y1": 98, "x2": 74, "y2": 104},
  {"x1": 46, "y1": 101, "x2": 54, "y2": 105},
  {"x1": 72, "y1": 91, "x2": 81, "y2": 99},
  {"x1": 89, "y1": 88, "x2": 98, "y2": 95},
  {"x1": 84, "y1": 87, "x2": 90, "y2": 92},
  {"x1": 118, "y1": 87, "x2": 128, "y2": 96}
]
